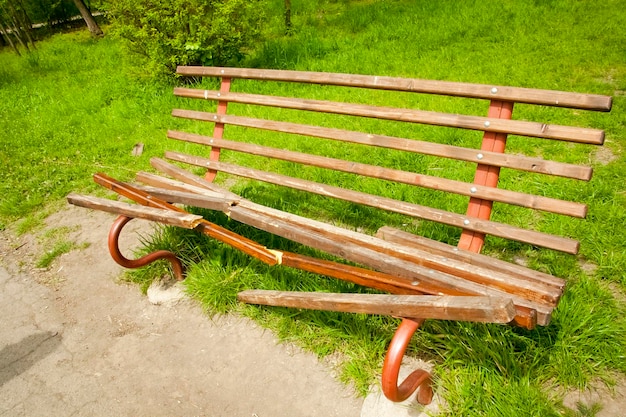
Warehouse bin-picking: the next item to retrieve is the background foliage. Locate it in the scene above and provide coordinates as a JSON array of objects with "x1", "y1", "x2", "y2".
[{"x1": 99, "y1": 0, "x2": 266, "y2": 78}]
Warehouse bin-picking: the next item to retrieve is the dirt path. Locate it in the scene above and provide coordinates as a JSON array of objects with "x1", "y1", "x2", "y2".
[{"x1": 0, "y1": 206, "x2": 363, "y2": 416}]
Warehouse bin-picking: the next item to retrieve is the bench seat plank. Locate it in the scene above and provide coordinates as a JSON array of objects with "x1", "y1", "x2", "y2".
[
  {"x1": 163, "y1": 151, "x2": 581, "y2": 254},
  {"x1": 171, "y1": 110, "x2": 594, "y2": 181},
  {"x1": 135, "y1": 170, "x2": 564, "y2": 303},
  {"x1": 135, "y1": 164, "x2": 564, "y2": 321},
  {"x1": 176, "y1": 66, "x2": 612, "y2": 111},
  {"x1": 167, "y1": 129, "x2": 588, "y2": 218},
  {"x1": 174, "y1": 88, "x2": 605, "y2": 144},
  {"x1": 136, "y1": 179, "x2": 552, "y2": 326},
  {"x1": 376, "y1": 226, "x2": 566, "y2": 290},
  {"x1": 137, "y1": 178, "x2": 562, "y2": 307}
]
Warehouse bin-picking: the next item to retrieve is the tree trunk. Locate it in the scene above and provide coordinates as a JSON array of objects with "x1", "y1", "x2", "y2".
[
  {"x1": 0, "y1": 20, "x2": 20, "y2": 56},
  {"x1": 4, "y1": 9, "x2": 29, "y2": 52},
  {"x1": 284, "y1": 0, "x2": 292, "y2": 34},
  {"x1": 12, "y1": 0, "x2": 35, "y2": 48},
  {"x1": 72, "y1": 0, "x2": 103, "y2": 36}
]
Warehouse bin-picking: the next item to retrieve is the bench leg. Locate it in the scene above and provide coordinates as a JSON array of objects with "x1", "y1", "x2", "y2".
[
  {"x1": 381, "y1": 318, "x2": 433, "y2": 404},
  {"x1": 108, "y1": 215, "x2": 185, "y2": 281}
]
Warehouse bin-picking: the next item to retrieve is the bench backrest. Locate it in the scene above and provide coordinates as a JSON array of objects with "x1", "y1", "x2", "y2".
[{"x1": 169, "y1": 66, "x2": 612, "y2": 256}]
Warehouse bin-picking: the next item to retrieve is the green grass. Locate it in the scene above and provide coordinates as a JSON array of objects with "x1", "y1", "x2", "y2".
[
  {"x1": 34, "y1": 225, "x2": 89, "y2": 268},
  {"x1": 36, "y1": 240, "x2": 76, "y2": 268},
  {"x1": 2, "y1": 1, "x2": 626, "y2": 415},
  {"x1": 0, "y1": 29, "x2": 180, "y2": 229}
]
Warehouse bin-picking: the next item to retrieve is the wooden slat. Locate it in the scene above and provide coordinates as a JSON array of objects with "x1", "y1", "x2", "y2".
[
  {"x1": 135, "y1": 171, "x2": 234, "y2": 200},
  {"x1": 176, "y1": 66, "x2": 612, "y2": 111},
  {"x1": 144, "y1": 162, "x2": 550, "y2": 327},
  {"x1": 135, "y1": 178, "x2": 562, "y2": 308},
  {"x1": 276, "y1": 253, "x2": 539, "y2": 333},
  {"x1": 66, "y1": 193, "x2": 203, "y2": 228},
  {"x1": 171, "y1": 110, "x2": 593, "y2": 181},
  {"x1": 168, "y1": 130, "x2": 588, "y2": 218},
  {"x1": 174, "y1": 88, "x2": 605, "y2": 144},
  {"x1": 376, "y1": 226, "x2": 566, "y2": 290},
  {"x1": 134, "y1": 169, "x2": 554, "y2": 325},
  {"x1": 148, "y1": 160, "x2": 242, "y2": 201},
  {"x1": 162, "y1": 152, "x2": 581, "y2": 254},
  {"x1": 224, "y1": 201, "x2": 550, "y2": 326},
  {"x1": 89, "y1": 174, "x2": 282, "y2": 266},
  {"x1": 238, "y1": 291, "x2": 517, "y2": 323},
  {"x1": 235, "y1": 201, "x2": 563, "y2": 305}
]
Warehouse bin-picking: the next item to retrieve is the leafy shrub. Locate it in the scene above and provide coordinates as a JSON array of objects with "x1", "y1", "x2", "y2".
[{"x1": 99, "y1": 0, "x2": 266, "y2": 78}]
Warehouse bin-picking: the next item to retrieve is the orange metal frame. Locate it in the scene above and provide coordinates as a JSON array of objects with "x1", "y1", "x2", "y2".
[
  {"x1": 104, "y1": 74, "x2": 515, "y2": 405},
  {"x1": 380, "y1": 100, "x2": 514, "y2": 404},
  {"x1": 205, "y1": 77, "x2": 231, "y2": 182}
]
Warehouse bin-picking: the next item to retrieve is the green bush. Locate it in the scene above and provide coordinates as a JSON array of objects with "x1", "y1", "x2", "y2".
[{"x1": 100, "y1": 0, "x2": 266, "y2": 78}]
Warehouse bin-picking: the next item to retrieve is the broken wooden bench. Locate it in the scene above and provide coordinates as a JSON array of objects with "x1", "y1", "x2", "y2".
[{"x1": 67, "y1": 66, "x2": 612, "y2": 404}]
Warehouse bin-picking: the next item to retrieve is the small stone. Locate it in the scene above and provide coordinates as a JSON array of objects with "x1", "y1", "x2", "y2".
[{"x1": 147, "y1": 278, "x2": 186, "y2": 306}]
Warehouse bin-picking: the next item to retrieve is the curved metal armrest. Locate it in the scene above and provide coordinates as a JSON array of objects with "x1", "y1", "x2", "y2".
[
  {"x1": 108, "y1": 215, "x2": 185, "y2": 281},
  {"x1": 381, "y1": 318, "x2": 433, "y2": 405}
]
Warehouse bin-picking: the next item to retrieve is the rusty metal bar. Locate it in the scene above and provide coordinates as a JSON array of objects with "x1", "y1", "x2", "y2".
[
  {"x1": 108, "y1": 215, "x2": 185, "y2": 280},
  {"x1": 205, "y1": 76, "x2": 231, "y2": 182}
]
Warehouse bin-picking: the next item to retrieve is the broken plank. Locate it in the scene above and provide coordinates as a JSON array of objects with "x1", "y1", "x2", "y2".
[
  {"x1": 237, "y1": 290, "x2": 517, "y2": 323},
  {"x1": 66, "y1": 193, "x2": 203, "y2": 229}
]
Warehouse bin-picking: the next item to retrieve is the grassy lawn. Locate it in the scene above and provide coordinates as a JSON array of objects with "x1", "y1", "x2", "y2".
[{"x1": 2, "y1": 1, "x2": 626, "y2": 415}]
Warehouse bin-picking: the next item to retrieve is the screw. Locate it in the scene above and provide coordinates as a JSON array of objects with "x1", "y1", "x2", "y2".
[
  {"x1": 484, "y1": 121, "x2": 491, "y2": 128},
  {"x1": 477, "y1": 153, "x2": 484, "y2": 160},
  {"x1": 463, "y1": 219, "x2": 470, "y2": 225},
  {"x1": 470, "y1": 187, "x2": 477, "y2": 193},
  {"x1": 491, "y1": 87, "x2": 498, "y2": 94}
]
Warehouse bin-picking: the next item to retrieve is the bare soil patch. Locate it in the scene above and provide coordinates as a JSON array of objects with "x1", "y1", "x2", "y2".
[{"x1": 0, "y1": 206, "x2": 362, "y2": 416}]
